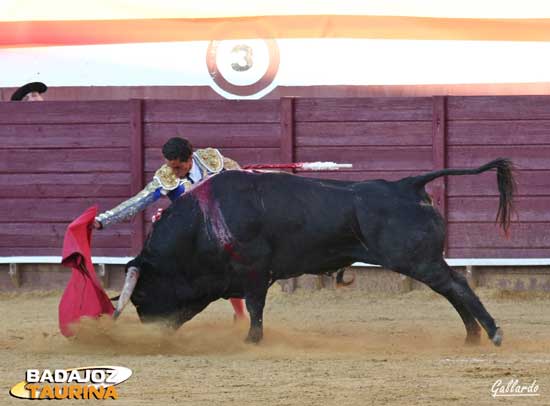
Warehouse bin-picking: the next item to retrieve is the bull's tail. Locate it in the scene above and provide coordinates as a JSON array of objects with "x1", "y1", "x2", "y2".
[{"x1": 411, "y1": 158, "x2": 517, "y2": 235}]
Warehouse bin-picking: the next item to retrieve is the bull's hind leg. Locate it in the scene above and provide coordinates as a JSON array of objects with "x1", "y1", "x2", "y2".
[
  {"x1": 404, "y1": 261, "x2": 501, "y2": 346},
  {"x1": 444, "y1": 263, "x2": 503, "y2": 346},
  {"x1": 445, "y1": 289, "x2": 482, "y2": 345}
]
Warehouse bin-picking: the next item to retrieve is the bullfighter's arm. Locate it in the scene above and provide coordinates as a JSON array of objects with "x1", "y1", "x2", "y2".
[
  {"x1": 95, "y1": 179, "x2": 162, "y2": 228},
  {"x1": 96, "y1": 164, "x2": 185, "y2": 228}
]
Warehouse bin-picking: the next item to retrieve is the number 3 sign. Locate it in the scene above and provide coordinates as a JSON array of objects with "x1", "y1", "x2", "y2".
[{"x1": 206, "y1": 39, "x2": 280, "y2": 99}]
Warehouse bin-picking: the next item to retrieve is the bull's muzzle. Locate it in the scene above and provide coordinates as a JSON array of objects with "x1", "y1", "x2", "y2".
[{"x1": 113, "y1": 266, "x2": 140, "y2": 319}]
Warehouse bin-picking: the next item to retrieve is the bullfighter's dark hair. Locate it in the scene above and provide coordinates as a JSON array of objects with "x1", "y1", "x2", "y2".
[{"x1": 162, "y1": 137, "x2": 193, "y2": 161}]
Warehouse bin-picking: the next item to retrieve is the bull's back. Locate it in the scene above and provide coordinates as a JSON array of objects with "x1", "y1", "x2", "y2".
[{"x1": 209, "y1": 171, "x2": 357, "y2": 243}]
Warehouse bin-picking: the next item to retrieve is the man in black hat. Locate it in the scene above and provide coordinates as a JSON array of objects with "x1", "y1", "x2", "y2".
[{"x1": 10, "y1": 82, "x2": 47, "y2": 101}]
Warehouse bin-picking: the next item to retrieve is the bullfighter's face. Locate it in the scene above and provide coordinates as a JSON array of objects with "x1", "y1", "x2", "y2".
[
  {"x1": 23, "y1": 91, "x2": 44, "y2": 101},
  {"x1": 166, "y1": 156, "x2": 193, "y2": 178}
]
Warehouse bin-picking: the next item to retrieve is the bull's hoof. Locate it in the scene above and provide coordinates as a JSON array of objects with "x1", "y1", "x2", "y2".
[
  {"x1": 245, "y1": 330, "x2": 263, "y2": 344},
  {"x1": 491, "y1": 327, "x2": 503, "y2": 347}
]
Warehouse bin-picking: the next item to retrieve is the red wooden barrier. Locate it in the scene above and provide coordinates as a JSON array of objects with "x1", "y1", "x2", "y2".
[
  {"x1": 446, "y1": 96, "x2": 550, "y2": 257},
  {"x1": 1, "y1": 96, "x2": 549, "y2": 259},
  {"x1": 431, "y1": 96, "x2": 447, "y2": 253},
  {"x1": 130, "y1": 99, "x2": 144, "y2": 254}
]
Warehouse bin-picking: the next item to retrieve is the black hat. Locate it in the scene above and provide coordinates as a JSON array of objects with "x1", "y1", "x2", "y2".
[{"x1": 10, "y1": 82, "x2": 48, "y2": 101}]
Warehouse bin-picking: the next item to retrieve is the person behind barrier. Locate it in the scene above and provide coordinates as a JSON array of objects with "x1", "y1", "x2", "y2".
[{"x1": 10, "y1": 82, "x2": 47, "y2": 101}]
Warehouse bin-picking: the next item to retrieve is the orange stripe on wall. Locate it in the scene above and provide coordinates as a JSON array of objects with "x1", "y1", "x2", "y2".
[{"x1": 2, "y1": 15, "x2": 550, "y2": 47}]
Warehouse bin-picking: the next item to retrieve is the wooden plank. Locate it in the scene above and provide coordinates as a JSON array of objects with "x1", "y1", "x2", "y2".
[
  {"x1": 0, "y1": 148, "x2": 129, "y2": 173},
  {"x1": 447, "y1": 170, "x2": 550, "y2": 197},
  {"x1": 144, "y1": 123, "x2": 280, "y2": 148},
  {"x1": 130, "y1": 99, "x2": 145, "y2": 256},
  {"x1": 448, "y1": 145, "x2": 550, "y2": 170},
  {"x1": 447, "y1": 222, "x2": 550, "y2": 248},
  {"x1": 447, "y1": 96, "x2": 550, "y2": 120},
  {"x1": 0, "y1": 101, "x2": 131, "y2": 124},
  {"x1": 144, "y1": 147, "x2": 281, "y2": 172},
  {"x1": 0, "y1": 247, "x2": 132, "y2": 256},
  {"x1": 431, "y1": 97, "x2": 447, "y2": 251},
  {"x1": 296, "y1": 121, "x2": 432, "y2": 147},
  {"x1": 295, "y1": 147, "x2": 433, "y2": 171},
  {"x1": 222, "y1": 148, "x2": 283, "y2": 167},
  {"x1": 449, "y1": 248, "x2": 550, "y2": 258},
  {"x1": 1, "y1": 173, "x2": 130, "y2": 198},
  {"x1": 294, "y1": 97, "x2": 433, "y2": 122},
  {"x1": 447, "y1": 196, "x2": 550, "y2": 222},
  {"x1": 0, "y1": 198, "x2": 124, "y2": 222},
  {"x1": 0, "y1": 223, "x2": 131, "y2": 248},
  {"x1": 0, "y1": 123, "x2": 130, "y2": 148},
  {"x1": 280, "y1": 97, "x2": 295, "y2": 164},
  {"x1": 143, "y1": 99, "x2": 280, "y2": 123},
  {"x1": 448, "y1": 120, "x2": 550, "y2": 145}
]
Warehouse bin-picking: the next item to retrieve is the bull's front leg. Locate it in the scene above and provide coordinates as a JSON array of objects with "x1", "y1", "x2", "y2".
[
  {"x1": 172, "y1": 300, "x2": 210, "y2": 329},
  {"x1": 244, "y1": 272, "x2": 269, "y2": 343},
  {"x1": 245, "y1": 293, "x2": 266, "y2": 343}
]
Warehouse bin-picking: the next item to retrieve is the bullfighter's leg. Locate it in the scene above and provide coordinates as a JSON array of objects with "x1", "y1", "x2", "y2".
[
  {"x1": 229, "y1": 298, "x2": 247, "y2": 321},
  {"x1": 403, "y1": 260, "x2": 501, "y2": 346}
]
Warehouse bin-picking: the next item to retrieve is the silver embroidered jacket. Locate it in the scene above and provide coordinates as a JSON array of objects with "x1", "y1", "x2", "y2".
[{"x1": 95, "y1": 148, "x2": 240, "y2": 228}]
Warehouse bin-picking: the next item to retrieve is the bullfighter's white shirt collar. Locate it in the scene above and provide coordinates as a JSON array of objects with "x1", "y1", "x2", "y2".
[{"x1": 188, "y1": 157, "x2": 203, "y2": 184}]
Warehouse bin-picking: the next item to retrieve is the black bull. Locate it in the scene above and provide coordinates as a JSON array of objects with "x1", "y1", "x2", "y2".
[{"x1": 117, "y1": 158, "x2": 515, "y2": 346}]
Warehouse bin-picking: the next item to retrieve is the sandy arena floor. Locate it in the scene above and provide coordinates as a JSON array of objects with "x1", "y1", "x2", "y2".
[{"x1": 1, "y1": 285, "x2": 550, "y2": 405}]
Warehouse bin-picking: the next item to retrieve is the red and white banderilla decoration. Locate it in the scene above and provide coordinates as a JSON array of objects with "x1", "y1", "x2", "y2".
[{"x1": 243, "y1": 161, "x2": 353, "y2": 171}]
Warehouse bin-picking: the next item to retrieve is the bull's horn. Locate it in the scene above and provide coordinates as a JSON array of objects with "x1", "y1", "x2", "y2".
[{"x1": 113, "y1": 267, "x2": 140, "y2": 320}]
